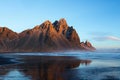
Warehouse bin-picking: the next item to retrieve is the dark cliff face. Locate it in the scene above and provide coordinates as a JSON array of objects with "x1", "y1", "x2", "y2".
[
  {"x1": 53, "y1": 19, "x2": 80, "y2": 45},
  {"x1": 0, "y1": 19, "x2": 95, "y2": 52}
]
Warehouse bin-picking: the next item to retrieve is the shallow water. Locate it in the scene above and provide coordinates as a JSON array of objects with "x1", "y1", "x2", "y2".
[{"x1": 0, "y1": 51, "x2": 120, "y2": 80}]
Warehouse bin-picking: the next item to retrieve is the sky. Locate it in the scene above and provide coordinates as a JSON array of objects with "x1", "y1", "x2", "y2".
[{"x1": 0, "y1": 0, "x2": 120, "y2": 49}]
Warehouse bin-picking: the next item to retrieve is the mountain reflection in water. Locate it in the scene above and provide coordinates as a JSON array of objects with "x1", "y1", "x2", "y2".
[{"x1": 0, "y1": 56, "x2": 91, "y2": 80}]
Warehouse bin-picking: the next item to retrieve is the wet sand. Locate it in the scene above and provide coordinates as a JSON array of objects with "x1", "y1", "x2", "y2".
[
  {"x1": 0, "y1": 56, "x2": 16, "y2": 65},
  {"x1": 0, "y1": 54, "x2": 91, "y2": 80},
  {"x1": 0, "y1": 52, "x2": 120, "y2": 80}
]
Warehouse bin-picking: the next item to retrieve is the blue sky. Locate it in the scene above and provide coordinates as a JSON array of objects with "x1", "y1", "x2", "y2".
[{"x1": 0, "y1": 0, "x2": 120, "y2": 49}]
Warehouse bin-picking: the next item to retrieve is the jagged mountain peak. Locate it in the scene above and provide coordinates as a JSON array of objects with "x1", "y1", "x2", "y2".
[
  {"x1": 58, "y1": 18, "x2": 68, "y2": 30},
  {"x1": 85, "y1": 40, "x2": 92, "y2": 47},
  {"x1": 38, "y1": 20, "x2": 53, "y2": 30},
  {"x1": 33, "y1": 18, "x2": 68, "y2": 32},
  {"x1": 52, "y1": 18, "x2": 68, "y2": 34},
  {"x1": 42, "y1": 20, "x2": 52, "y2": 25},
  {"x1": 59, "y1": 18, "x2": 67, "y2": 25}
]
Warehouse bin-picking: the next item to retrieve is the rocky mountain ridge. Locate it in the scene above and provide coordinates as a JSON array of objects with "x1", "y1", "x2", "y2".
[{"x1": 0, "y1": 18, "x2": 95, "y2": 52}]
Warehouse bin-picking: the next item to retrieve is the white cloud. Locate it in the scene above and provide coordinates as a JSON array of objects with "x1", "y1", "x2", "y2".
[
  {"x1": 94, "y1": 36, "x2": 120, "y2": 41},
  {"x1": 106, "y1": 36, "x2": 120, "y2": 41}
]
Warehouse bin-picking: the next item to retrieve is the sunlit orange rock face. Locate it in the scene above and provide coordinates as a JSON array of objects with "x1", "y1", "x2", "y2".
[
  {"x1": 0, "y1": 18, "x2": 95, "y2": 52},
  {"x1": 0, "y1": 27, "x2": 18, "y2": 40},
  {"x1": 0, "y1": 27, "x2": 18, "y2": 51}
]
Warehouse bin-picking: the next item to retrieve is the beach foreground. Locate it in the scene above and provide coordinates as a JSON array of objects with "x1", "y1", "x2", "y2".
[{"x1": 0, "y1": 51, "x2": 120, "y2": 80}]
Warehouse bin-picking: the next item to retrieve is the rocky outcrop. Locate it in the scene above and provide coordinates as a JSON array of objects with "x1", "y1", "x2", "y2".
[
  {"x1": 80, "y1": 40, "x2": 95, "y2": 51},
  {"x1": 0, "y1": 18, "x2": 95, "y2": 52}
]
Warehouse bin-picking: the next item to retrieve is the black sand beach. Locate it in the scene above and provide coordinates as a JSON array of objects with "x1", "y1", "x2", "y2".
[{"x1": 0, "y1": 52, "x2": 120, "y2": 80}]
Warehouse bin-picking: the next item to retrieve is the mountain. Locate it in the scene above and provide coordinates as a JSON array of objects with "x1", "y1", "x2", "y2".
[
  {"x1": 0, "y1": 27, "x2": 18, "y2": 52},
  {"x1": 0, "y1": 18, "x2": 95, "y2": 52}
]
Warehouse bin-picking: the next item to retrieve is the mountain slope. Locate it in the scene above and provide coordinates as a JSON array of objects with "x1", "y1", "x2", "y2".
[{"x1": 0, "y1": 27, "x2": 18, "y2": 52}]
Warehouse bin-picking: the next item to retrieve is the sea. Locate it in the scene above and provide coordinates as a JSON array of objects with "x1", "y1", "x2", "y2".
[{"x1": 0, "y1": 51, "x2": 120, "y2": 80}]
